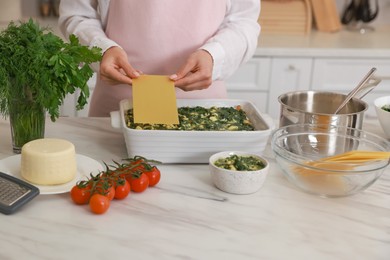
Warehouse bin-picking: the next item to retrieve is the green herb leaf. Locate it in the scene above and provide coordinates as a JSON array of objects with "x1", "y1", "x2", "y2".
[{"x1": 0, "y1": 19, "x2": 102, "y2": 121}]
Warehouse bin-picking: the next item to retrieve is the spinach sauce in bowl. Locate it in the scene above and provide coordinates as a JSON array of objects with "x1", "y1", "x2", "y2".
[
  {"x1": 214, "y1": 154, "x2": 265, "y2": 171},
  {"x1": 382, "y1": 105, "x2": 390, "y2": 112}
]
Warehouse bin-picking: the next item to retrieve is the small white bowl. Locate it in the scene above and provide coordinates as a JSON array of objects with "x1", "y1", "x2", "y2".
[
  {"x1": 209, "y1": 151, "x2": 269, "y2": 194},
  {"x1": 374, "y1": 96, "x2": 390, "y2": 139}
]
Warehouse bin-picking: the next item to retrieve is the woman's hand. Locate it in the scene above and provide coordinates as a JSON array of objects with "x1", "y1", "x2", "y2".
[
  {"x1": 99, "y1": 46, "x2": 141, "y2": 85},
  {"x1": 170, "y1": 50, "x2": 213, "y2": 91}
]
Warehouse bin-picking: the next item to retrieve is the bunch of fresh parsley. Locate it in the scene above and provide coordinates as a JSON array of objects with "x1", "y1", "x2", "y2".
[{"x1": 0, "y1": 19, "x2": 102, "y2": 121}]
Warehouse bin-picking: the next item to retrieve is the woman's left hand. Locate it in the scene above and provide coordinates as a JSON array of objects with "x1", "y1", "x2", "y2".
[{"x1": 169, "y1": 50, "x2": 213, "y2": 91}]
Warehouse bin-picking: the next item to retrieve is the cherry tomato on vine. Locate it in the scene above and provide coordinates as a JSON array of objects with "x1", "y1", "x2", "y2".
[
  {"x1": 130, "y1": 158, "x2": 145, "y2": 166},
  {"x1": 114, "y1": 180, "x2": 131, "y2": 200},
  {"x1": 105, "y1": 186, "x2": 115, "y2": 201},
  {"x1": 130, "y1": 173, "x2": 149, "y2": 193},
  {"x1": 70, "y1": 185, "x2": 91, "y2": 205},
  {"x1": 129, "y1": 161, "x2": 146, "y2": 173},
  {"x1": 145, "y1": 167, "x2": 161, "y2": 187},
  {"x1": 120, "y1": 163, "x2": 144, "y2": 181},
  {"x1": 89, "y1": 194, "x2": 110, "y2": 214}
]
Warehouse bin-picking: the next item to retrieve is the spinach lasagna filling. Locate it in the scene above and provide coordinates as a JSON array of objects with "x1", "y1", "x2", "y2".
[
  {"x1": 214, "y1": 154, "x2": 266, "y2": 171},
  {"x1": 125, "y1": 106, "x2": 255, "y2": 131}
]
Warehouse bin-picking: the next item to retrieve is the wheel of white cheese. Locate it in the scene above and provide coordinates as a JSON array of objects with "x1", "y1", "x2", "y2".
[{"x1": 20, "y1": 138, "x2": 77, "y2": 185}]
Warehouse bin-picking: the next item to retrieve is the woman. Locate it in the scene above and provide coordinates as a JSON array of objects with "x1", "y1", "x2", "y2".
[{"x1": 59, "y1": 0, "x2": 260, "y2": 116}]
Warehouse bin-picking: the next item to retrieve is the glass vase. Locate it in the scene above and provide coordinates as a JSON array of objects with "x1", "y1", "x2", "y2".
[{"x1": 9, "y1": 100, "x2": 45, "y2": 154}]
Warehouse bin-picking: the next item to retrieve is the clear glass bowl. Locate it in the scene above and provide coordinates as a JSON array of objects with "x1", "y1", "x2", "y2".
[{"x1": 271, "y1": 124, "x2": 390, "y2": 197}]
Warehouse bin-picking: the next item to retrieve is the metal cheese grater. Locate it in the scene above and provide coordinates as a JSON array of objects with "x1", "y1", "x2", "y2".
[{"x1": 0, "y1": 172, "x2": 39, "y2": 215}]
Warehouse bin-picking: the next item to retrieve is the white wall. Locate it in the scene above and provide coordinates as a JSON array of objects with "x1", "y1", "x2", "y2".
[
  {"x1": 0, "y1": 0, "x2": 21, "y2": 22},
  {"x1": 0, "y1": 0, "x2": 56, "y2": 21},
  {"x1": 20, "y1": 0, "x2": 40, "y2": 17}
]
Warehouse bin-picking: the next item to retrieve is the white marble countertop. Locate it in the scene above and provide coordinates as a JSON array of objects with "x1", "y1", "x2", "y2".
[
  {"x1": 0, "y1": 117, "x2": 389, "y2": 260},
  {"x1": 256, "y1": 25, "x2": 390, "y2": 58}
]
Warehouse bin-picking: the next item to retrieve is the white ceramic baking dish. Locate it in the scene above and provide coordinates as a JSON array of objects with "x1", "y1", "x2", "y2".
[{"x1": 111, "y1": 99, "x2": 274, "y2": 163}]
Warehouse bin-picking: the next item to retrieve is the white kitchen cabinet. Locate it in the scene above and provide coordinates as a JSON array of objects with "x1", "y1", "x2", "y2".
[
  {"x1": 60, "y1": 94, "x2": 77, "y2": 117},
  {"x1": 75, "y1": 74, "x2": 97, "y2": 117},
  {"x1": 226, "y1": 57, "x2": 271, "y2": 91},
  {"x1": 226, "y1": 57, "x2": 271, "y2": 112},
  {"x1": 226, "y1": 56, "x2": 315, "y2": 119},
  {"x1": 311, "y1": 58, "x2": 390, "y2": 91},
  {"x1": 60, "y1": 74, "x2": 96, "y2": 117},
  {"x1": 267, "y1": 58, "x2": 313, "y2": 118},
  {"x1": 311, "y1": 58, "x2": 390, "y2": 117}
]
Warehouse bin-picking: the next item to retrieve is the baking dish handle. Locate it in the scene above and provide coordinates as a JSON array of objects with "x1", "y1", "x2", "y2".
[
  {"x1": 262, "y1": 113, "x2": 276, "y2": 131},
  {"x1": 110, "y1": 111, "x2": 121, "y2": 129}
]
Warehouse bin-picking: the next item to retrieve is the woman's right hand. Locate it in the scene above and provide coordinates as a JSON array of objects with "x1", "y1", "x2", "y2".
[{"x1": 99, "y1": 46, "x2": 141, "y2": 85}]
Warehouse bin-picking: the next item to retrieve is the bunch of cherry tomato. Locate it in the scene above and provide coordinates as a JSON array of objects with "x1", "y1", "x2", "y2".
[{"x1": 70, "y1": 156, "x2": 161, "y2": 214}]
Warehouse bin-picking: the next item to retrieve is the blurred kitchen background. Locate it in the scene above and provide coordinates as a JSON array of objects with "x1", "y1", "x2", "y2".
[
  {"x1": 1, "y1": 0, "x2": 389, "y2": 34},
  {"x1": 0, "y1": 0, "x2": 389, "y2": 118}
]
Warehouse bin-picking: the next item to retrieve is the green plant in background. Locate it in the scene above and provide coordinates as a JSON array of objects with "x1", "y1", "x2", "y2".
[{"x1": 0, "y1": 19, "x2": 102, "y2": 151}]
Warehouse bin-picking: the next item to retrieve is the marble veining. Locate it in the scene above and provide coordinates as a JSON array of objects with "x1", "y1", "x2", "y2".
[{"x1": 0, "y1": 117, "x2": 389, "y2": 260}]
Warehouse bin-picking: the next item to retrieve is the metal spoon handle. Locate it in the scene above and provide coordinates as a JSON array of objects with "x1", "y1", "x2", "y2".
[{"x1": 334, "y1": 67, "x2": 378, "y2": 114}]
